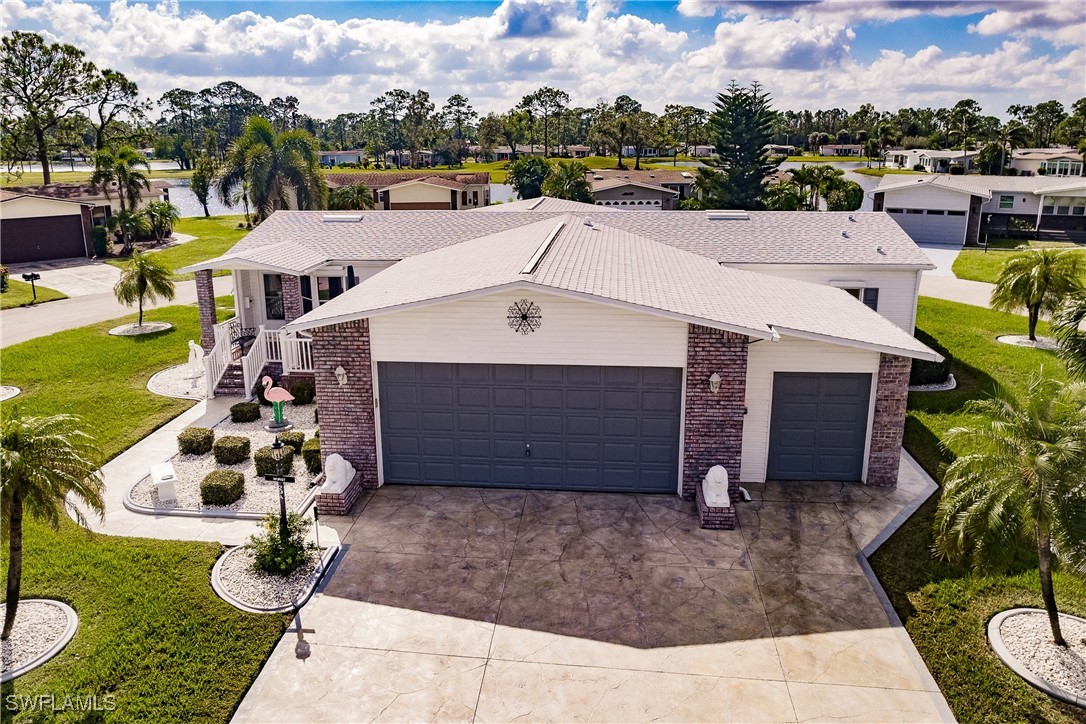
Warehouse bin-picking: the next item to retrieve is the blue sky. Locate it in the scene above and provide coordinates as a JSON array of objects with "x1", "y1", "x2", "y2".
[{"x1": 4, "y1": 0, "x2": 1083, "y2": 118}]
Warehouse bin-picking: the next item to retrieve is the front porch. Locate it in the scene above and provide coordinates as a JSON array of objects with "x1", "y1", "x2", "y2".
[{"x1": 202, "y1": 315, "x2": 315, "y2": 398}]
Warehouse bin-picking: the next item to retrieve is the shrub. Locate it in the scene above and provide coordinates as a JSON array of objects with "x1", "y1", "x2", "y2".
[
  {"x1": 90, "y1": 227, "x2": 109, "y2": 257},
  {"x1": 910, "y1": 328, "x2": 953, "y2": 386},
  {"x1": 245, "y1": 512, "x2": 316, "y2": 576},
  {"x1": 254, "y1": 444, "x2": 295, "y2": 477},
  {"x1": 200, "y1": 469, "x2": 245, "y2": 505},
  {"x1": 0, "y1": 265, "x2": 8, "y2": 292},
  {"x1": 279, "y1": 431, "x2": 305, "y2": 453},
  {"x1": 948, "y1": 164, "x2": 965, "y2": 175},
  {"x1": 213, "y1": 435, "x2": 251, "y2": 465},
  {"x1": 301, "y1": 437, "x2": 321, "y2": 474},
  {"x1": 252, "y1": 380, "x2": 272, "y2": 406},
  {"x1": 290, "y1": 381, "x2": 315, "y2": 405},
  {"x1": 178, "y1": 427, "x2": 214, "y2": 455},
  {"x1": 230, "y1": 401, "x2": 261, "y2": 423}
]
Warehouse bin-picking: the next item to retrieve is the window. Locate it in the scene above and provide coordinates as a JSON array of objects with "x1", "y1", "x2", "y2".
[
  {"x1": 886, "y1": 208, "x2": 904, "y2": 214},
  {"x1": 1072, "y1": 198, "x2": 1086, "y2": 217},
  {"x1": 299, "y1": 276, "x2": 314, "y2": 314},
  {"x1": 905, "y1": 209, "x2": 923, "y2": 214},
  {"x1": 999, "y1": 195, "x2": 1014, "y2": 209},
  {"x1": 862, "y1": 288, "x2": 879, "y2": 311},
  {"x1": 263, "y1": 274, "x2": 284, "y2": 320},
  {"x1": 1042, "y1": 199, "x2": 1055, "y2": 214},
  {"x1": 1056, "y1": 196, "x2": 1072, "y2": 215},
  {"x1": 844, "y1": 288, "x2": 861, "y2": 299},
  {"x1": 317, "y1": 276, "x2": 344, "y2": 303},
  {"x1": 947, "y1": 210, "x2": 966, "y2": 216},
  {"x1": 925, "y1": 210, "x2": 946, "y2": 215}
]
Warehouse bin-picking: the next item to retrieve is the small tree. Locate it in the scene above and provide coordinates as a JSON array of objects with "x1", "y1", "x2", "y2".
[
  {"x1": 113, "y1": 250, "x2": 175, "y2": 326},
  {"x1": 935, "y1": 375, "x2": 1086, "y2": 646},
  {"x1": 1054, "y1": 292, "x2": 1086, "y2": 380},
  {"x1": 328, "y1": 183, "x2": 376, "y2": 211},
  {"x1": 142, "y1": 200, "x2": 180, "y2": 242},
  {"x1": 541, "y1": 161, "x2": 593, "y2": 203},
  {"x1": 991, "y1": 248, "x2": 1084, "y2": 341},
  {"x1": 2, "y1": 411, "x2": 104, "y2": 639},
  {"x1": 106, "y1": 208, "x2": 150, "y2": 254},
  {"x1": 90, "y1": 145, "x2": 151, "y2": 213},
  {"x1": 190, "y1": 153, "x2": 217, "y2": 218},
  {"x1": 507, "y1": 156, "x2": 551, "y2": 200}
]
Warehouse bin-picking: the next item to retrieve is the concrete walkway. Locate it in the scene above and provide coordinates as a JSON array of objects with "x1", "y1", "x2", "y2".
[
  {"x1": 1, "y1": 275, "x2": 233, "y2": 348},
  {"x1": 919, "y1": 274, "x2": 996, "y2": 308},
  {"x1": 5, "y1": 257, "x2": 121, "y2": 297}
]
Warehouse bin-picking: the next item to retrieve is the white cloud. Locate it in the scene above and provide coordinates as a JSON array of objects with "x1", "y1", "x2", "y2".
[
  {"x1": 683, "y1": 16, "x2": 855, "y2": 69},
  {"x1": 969, "y1": 2, "x2": 1086, "y2": 47}
]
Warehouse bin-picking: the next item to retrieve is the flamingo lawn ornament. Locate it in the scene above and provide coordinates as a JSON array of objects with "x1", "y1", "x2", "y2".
[{"x1": 262, "y1": 375, "x2": 295, "y2": 432}]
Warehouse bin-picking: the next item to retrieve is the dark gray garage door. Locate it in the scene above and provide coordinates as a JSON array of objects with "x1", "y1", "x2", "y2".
[
  {"x1": 0, "y1": 216, "x2": 87, "y2": 264},
  {"x1": 378, "y1": 362, "x2": 682, "y2": 492},
  {"x1": 767, "y1": 372, "x2": 872, "y2": 481}
]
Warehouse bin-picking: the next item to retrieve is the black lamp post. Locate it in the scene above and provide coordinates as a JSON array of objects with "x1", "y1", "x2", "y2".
[{"x1": 271, "y1": 436, "x2": 289, "y2": 543}]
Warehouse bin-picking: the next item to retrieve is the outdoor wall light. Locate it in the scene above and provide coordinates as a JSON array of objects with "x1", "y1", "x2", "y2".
[
  {"x1": 709, "y1": 373, "x2": 722, "y2": 393},
  {"x1": 334, "y1": 365, "x2": 348, "y2": 386}
]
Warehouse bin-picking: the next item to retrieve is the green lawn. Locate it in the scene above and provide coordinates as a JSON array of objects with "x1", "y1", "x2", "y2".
[
  {"x1": 0, "y1": 279, "x2": 67, "y2": 309},
  {"x1": 2, "y1": 167, "x2": 195, "y2": 187},
  {"x1": 0, "y1": 304, "x2": 285, "y2": 723},
  {"x1": 106, "y1": 215, "x2": 248, "y2": 281},
  {"x1": 952, "y1": 242, "x2": 1085, "y2": 284},
  {"x1": 785, "y1": 154, "x2": 876, "y2": 162},
  {"x1": 870, "y1": 297, "x2": 1086, "y2": 723}
]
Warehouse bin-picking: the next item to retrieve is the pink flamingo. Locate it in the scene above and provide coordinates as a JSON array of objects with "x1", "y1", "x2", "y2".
[{"x1": 262, "y1": 376, "x2": 294, "y2": 425}]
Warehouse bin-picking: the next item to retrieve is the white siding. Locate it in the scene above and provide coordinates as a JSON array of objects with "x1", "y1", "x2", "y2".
[
  {"x1": 236, "y1": 270, "x2": 259, "y2": 328},
  {"x1": 880, "y1": 185, "x2": 972, "y2": 212},
  {"x1": 388, "y1": 183, "x2": 455, "y2": 205},
  {"x1": 980, "y1": 191, "x2": 1043, "y2": 216},
  {"x1": 740, "y1": 338, "x2": 881, "y2": 484},
  {"x1": 733, "y1": 264, "x2": 921, "y2": 331},
  {"x1": 0, "y1": 196, "x2": 84, "y2": 219},
  {"x1": 370, "y1": 289, "x2": 687, "y2": 367}
]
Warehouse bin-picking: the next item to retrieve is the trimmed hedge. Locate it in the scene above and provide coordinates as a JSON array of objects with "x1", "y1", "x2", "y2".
[
  {"x1": 230, "y1": 402, "x2": 261, "y2": 423},
  {"x1": 200, "y1": 469, "x2": 245, "y2": 505},
  {"x1": 910, "y1": 328, "x2": 953, "y2": 385},
  {"x1": 213, "y1": 435, "x2": 251, "y2": 465},
  {"x1": 279, "y1": 431, "x2": 305, "y2": 452},
  {"x1": 254, "y1": 444, "x2": 295, "y2": 477},
  {"x1": 252, "y1": 381, "x2": 271, "y2": 406},
  {"x1": 178, "y1": 427, "x2": 214, "y2": 456},
  {"x1": 301, "y1": 437, "x2": 321, "y2": 474},
  {"x1": 290, "y1": 382, "x2": 315, "y2": 405}
]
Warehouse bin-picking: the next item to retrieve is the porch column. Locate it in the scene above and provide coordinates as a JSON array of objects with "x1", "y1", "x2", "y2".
[
  {"x1": 682, "y1": 325, "x2": 748, "y2": 501},
  {"x1": 866, "y1": 353, "x2": 910, "y2": 487},
  {"x1": 195, "y1": 269, "x2": 216, "y2": 351},
  {"x1": 282, "y1": 274, "x2": 304, "y2": 323}
]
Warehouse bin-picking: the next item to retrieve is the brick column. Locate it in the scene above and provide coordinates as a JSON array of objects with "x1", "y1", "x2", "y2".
[
  {"x1": 195, "y1": 269, "x2": 216, "y2": 352},
  {"x1": 682, "y1": 325, "x2": 748, "y2": 500},
  {"x1": 282, "y1": 274, "x2": 304, "y2": 323},
  {"x1": 867, "y1": 353, "x2": 910, "y2": 487},
  {"x1": 311, "y1": 319, "x2": 380, "y2": 489}
]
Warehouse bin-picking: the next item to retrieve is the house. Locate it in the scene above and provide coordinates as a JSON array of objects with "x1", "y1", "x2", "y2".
[
  {"x1": 325, "y1": 171, "x2": 491, "y2": 210},
  {"x1": 1010, "y1": 148, "x2": 1083, "y2": 177},
  {"x1": 181, "y1": 208, "x2": 937, "y2": 523},
  {"x1": 381, "y1": 149, "x2": 433, "y2": 167},
  {"x1": 0, "y1": 190, "x2": 95, "y2": 263},
  {"x1": 688, "y1": 145, "x2": 715, "y2": 157},
  {"x1": 566, "y1": 144, "x2": 591, "y2": 158},
  {"x1": 474, "y1": 197, "x2": 619, "y2": 213},
  {"x1": 819, "y1": 144, "x2": 865, "y2": 157},
  {"x1": 585, "y1": 169, "x2": 696, "y2": 209},
  {"x1": 763, "y1": 144, "x2": 796, "y2": 156},
  {"x1": 871, "y1": 175, "x2": 1086, "y2": 246},
  {"x1": 320, "y1": 149, "x2": 366, "y2": 166},
  {"x1": 888, "y1": 148, "x2": 977, "y2": 173},
  {"x1": 2, "y1": 180, "x2": 171, "y2": 228},
  {"x1": 493, "y1": 145, "x2": 547, "y2": 162}
]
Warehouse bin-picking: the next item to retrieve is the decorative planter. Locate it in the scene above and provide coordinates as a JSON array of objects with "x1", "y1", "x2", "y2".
[
  {"x1": 988, "y1": 608, "x2": 1086, "y2": 709},
  {"x1": 0, "y1": 599, "x2": 78, "y2": 683},
  {"x1": 211, "y1": 544, "x2": 340, "y2": 614}
]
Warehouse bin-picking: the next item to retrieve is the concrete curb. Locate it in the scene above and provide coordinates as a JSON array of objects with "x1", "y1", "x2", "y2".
[
  {"x1": 107, "y1": 321, "x2": 174, "y2": 337},
  {"x1": 123, "y1": 479, "x2": 318, "y2": 521},
  {"x1": 988, "y1": 608, "x2": 1086, "y2": 709},
  {"x1": 909, "y1": 373, "x2": 957, "y2": 393},
  {"x1": 211, "y1": 544, "x2": 341, "y2": 614},
  {"x1": 0, "y1": 599, "x2": 78, "y2": 683},
  {"x1": 147, "y1": 364, "x2": 207, "y2": 400},
  {"x1": 0, "y1": 385, "x2": 21, "y2": 402}
]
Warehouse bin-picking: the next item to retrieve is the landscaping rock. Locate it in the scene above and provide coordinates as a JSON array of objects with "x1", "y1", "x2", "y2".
[
  {"x1": 108, "y1": 321, "x2": 173, "y2": 337},
  {"x1": 0, "y1": 600, "x2": 73, "y2": 680},
  {"x1": 998, "y1": 610, "x2": 1086, "y2": 703},
  {"x1": 147, "y1": 364, "x2": 206, "y2": 400},
  {"x1": 997, "y1": 335, "x2": 1060, "y2": 351},
  {"x1": 216, "y1": 546, "x2": 320, "y2": 611},
  {"x1": 0, "y1": 386, "x2": 21, "y2": 402}
]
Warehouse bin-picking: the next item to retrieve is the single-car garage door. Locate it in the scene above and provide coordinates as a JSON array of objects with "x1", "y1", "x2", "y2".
[
  {"x1": 767, "y1": 372, "x2": 871, "y2": 481},
  {"x1": 886, "y1": 209, "x2": 966, "y2": 247},
  {"x1": 378, "y1": 362, "x2": 682, "y2": 492},
  {"x1": 0, "y1": 216, "x2": 87, "y2": 264}
]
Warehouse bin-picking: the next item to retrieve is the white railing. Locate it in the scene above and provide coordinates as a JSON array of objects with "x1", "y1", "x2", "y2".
[
  {"x1": 241, "y1": 325, "x2": 269, "y2": 393},
  {"x1": 280, "y1": 333, "x2": 314, "y2": 373},
  {"x1": 204, "y1": 319, "x2": 237, "y2": 398}
]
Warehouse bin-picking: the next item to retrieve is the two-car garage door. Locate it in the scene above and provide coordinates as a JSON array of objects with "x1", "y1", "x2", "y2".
[{"x1": 378, "y1": 362, "x2": 682, "y2": 492}]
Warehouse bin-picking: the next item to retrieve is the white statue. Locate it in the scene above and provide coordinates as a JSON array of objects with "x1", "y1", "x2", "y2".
[
  {"x1": 321, "y1": 453, "x2": 356, "y2": 495},
  {"x1": 702, "y1": 465, "x2": 731, "y2": 508},
  {"x1": 187, "y1": 340, "x2": 206, "y2": 389},
  {"x1": 334, "y1": 365, "x2": 348, "y2": 386}
]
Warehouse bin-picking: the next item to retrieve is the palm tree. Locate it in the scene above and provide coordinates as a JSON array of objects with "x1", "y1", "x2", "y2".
[
  {"x1": 106, "y1": 208, "x2": 151, "y2": 255},
  {"x1": 90, "y1": 145, "x2": 151, "y2": 213},
  {"x1": 993, "y1": 121, "x2": 1030, "y2": 176},
  {"x1": 935, "y1": 375, "x2": 1086, "y2": 646},
  {"x1": 2, "y1": 411, "x2": 104, "y2": 640},
  {"x1": 142, "y1": 200, "x2": 180, "y2": 242},
  {"x1": 113, "y1": 250, "x2": 175, "y2": 326},
  {"x1": 327, "y1": 183, "x2": 376, "y2": 211},
  {"x1": 216, "y1": 116, "x2": 327, "y2": 223},
  {"x1": 991, "y1": 248, "x2": 1084, "y2": 341},
  {"x1": 762, "y1": 181, "x2": 806, "y2": 210},
  {"x1": 541, "y1": 161, "x2": 594, "y2": 203},
  {"x1": 1054, "y1": 292, "x2": 1086, "y2": 380}
]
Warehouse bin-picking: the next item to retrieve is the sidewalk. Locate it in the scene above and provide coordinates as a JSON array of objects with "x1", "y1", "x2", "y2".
[{"x1": 919, "y1": 273, "x2": 996, "y2": 308}]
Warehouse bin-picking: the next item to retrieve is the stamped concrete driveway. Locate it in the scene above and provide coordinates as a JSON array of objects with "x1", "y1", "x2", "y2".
[{"x1": 235, "y1": 455, "x2": 951, "y2": 723}]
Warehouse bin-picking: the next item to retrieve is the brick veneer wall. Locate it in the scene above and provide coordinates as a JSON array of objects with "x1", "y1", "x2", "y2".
[
  {"x1": 311, "y1": 319, "x2": 380, "y2": 491},
  {"x1": 867, "y1": 353, "x2": 910, "y2": 487},
  {"x1": 195, "y1": 269, "x2": 216, "y2": 351},
  {"x1": 282, "y1": 274, "x2": 303, "y2": 323},
  {"x1": 682, "y1": 325, "x2": 748, "y2": 499},
  {"x1": 695, "y1": 480, "x2": 736, "y2": 530}
]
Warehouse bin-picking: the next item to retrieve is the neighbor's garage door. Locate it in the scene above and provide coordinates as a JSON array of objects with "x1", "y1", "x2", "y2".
[
  {"x1": 767, "y1": 372, "x2": 871, "y2": 481},
  {"x1": 887, "y1": 209, "x2": 966, "y2": 247},
  {"x1": 378, "y1": 362, "x2": 681, "y2": 492},
  {"x1": 0, "y1": 216, "x2": 87, "y2": 264}
]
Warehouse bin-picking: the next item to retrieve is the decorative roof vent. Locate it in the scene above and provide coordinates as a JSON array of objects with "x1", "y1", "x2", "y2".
[
  {"x1": 841, "y1": 231, "x2": 849, "y2": 238},
  {"x1": 583, "y1": 217, "x2": 593, "y2": 227},
  {"x1": 321, "y1": 213, "x2": 364, "y2": 222},
  {"x1": 706, "y1": 210, "x2": 749, "y2": 221},
  {"x1": 848, "y1": 214, "x2": 856, "y2": 222},
  {"x1": 876, "y1": 245, "x2": 886, "y2": 254}
]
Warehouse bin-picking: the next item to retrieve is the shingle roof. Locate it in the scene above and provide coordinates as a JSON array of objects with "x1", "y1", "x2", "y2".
[
  {"x1": 283, "y1": 214, "x2": 938, "y2": 361},
  {"x1": 324, "y1": 171, "x2": 489, "y2": 189},
  {"x1": 472, "y1": 197, "x2": 620, "y2": 213},
  {"x1": 586, "y1": 169, "x2": 694, "y2": 185},
  {"x1": 875, "y1": 174, "x2": 1086, "y2": 196},
  {"x1": 379, "y1": 176, "x2": 467, "y2": 191},
  {"x1": 589, "y1": 178, "x2": 679, "y2": 195},
  {"x1": 178, "y1": 209, "x2": 935, "y2": 274},
  {"x1": 4, "y1": 180, "x2": 170, "y2": 202}
]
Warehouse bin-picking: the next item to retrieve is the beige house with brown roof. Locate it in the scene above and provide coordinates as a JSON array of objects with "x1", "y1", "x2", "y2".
[
  {"x1": 586, "y1": 169, "x2": 696, "y2": 210},
  {"x1": 325, "y1": 171, "x2": 491, "y2": 210}
]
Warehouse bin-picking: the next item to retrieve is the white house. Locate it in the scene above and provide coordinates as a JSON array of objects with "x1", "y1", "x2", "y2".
[
  {"x1": 888, "y1": 149, "x2": 978, "y2": 173},
  {"x1": 1010, "y1": 148, "x2": 1084, "y2": 177},
  {"x1": 819, "y1": 144, "x2": 865, "y2": 157},
  {"x1": 320, "y1": 149, "x2": 366, "y2": 166}
]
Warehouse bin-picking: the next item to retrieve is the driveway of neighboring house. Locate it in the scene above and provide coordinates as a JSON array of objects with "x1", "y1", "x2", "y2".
[
  {"x1": 235, "y1": 456, "x2": 952, "y2": 723},
  {"x1": 5, "y1": 256, "x2": 121, "y2": 297}
]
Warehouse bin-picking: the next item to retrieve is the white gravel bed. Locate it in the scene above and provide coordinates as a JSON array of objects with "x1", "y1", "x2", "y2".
[
  {"x1": 999, "y1": 611, "x2": 1086, "y2": 700},
  {"x1": 108, "y1": 321, "x2": 173, "y2": 336},
  {"x1": 0, "y1": 601, "x2": 71, "y2": 674},
  {"x1": 0, "y1": 385, "x2": 20, "y2": 401},
  {"x1": 214, "y1": 403, "x2": 317, "y2": 445},
  {"x1": 216, "y1": 546, "x2": 321, "y2": 610},
  {"x1": 147, "y1": 364, "x2": 207, "y2": 400},
  {"x1": 909, "y1": 373, "x2": 957, "y2": 393},
  {"x1": 997, "y1": 334, "x2": 1060, "y2": 351}
]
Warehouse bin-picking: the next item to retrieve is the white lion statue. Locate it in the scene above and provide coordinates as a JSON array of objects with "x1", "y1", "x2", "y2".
[
  {"x1": 702, "y1": 465, "x2": 731, "y2": 508},
  {"x1": 322, "y1": 453, "x2": 356, "y2": 495}
]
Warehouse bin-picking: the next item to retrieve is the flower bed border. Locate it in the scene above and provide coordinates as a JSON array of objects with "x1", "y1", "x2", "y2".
[
  {"x1": 211, "y1": 544, "x2": 341, "y2": 614},
  {"x1": 987, "y1": 608, "x2": 1086, "y2": 709},
  {"x1": 123, "y1": 478, "x2": 318, "y2": 520},
  {"x1": 0, "y1": 599, "x2": 78, "y2": 683}
]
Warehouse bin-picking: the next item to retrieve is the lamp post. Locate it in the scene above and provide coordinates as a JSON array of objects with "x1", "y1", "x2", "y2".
[{"x1": 271, "y1": 436, "x2": 289, "y2": 543}]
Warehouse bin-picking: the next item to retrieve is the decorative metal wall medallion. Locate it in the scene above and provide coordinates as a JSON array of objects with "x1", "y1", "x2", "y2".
[{"x1": 507, "y1": 299, "x2": 542, "y2": 335}]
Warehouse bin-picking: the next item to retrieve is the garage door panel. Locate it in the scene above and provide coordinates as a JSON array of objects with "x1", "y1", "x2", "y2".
[
  {"x1": 457, "y1": 438, "x2": 490, "y2": 457},
  {"x1": 423, "y1": 462, "x2": 456, "y2": 482},
  {"x1": 423, "y1": 437, "x2": 456, "y2": 456},
  {"x1": 567, "y1": 366, "x2": 602, "y2": 385},
  {"x1": 458, "y1": 412, "x2": 492, "y2": 432},
  {"x1": 458, "y1": 387, "x2": 490, "y2": 406},
  {"x1": 420, "y1": 412, "x2": 454, "y2": 431},
  {"x1": 494, "y1": 439, "x2": 528, "y2": 459},
  {"x1": 494, "y1": 414, "x2": 525, "y2": 433},
  {"x1": 642, "y1": 391, "x2": 679, "y2": 412},
  {"x1": 567, "y1": 389, "x2": 601, "y2": 409},
  {"x1": 641, "y1": 417, "x2": 677, "y2": 438},
  {"x1": 567, "y1": 416, "x2": 600, "y2": 436},
  {"x1": 530, "y1": 389, "x2": 564, "y2": 408},
  {"x1": 637, "y1": 443, "x2": 673, "y2": 464},
  {"x1": 530, "y1": 441, "x2": 563, "y2": 460},
  {"x1": 493, "y1": 387, "x2": 526, "y2": 407},
  {"x1": 531, "y1": 366, "x2": 564, "y2": 383},
  {"x1": 530, "y1": 415, "x2": 563, "y2": 435},
  {"x1": 493, "y1": 365, "x2": 527, "y2": 383},
  {"x1": 385, "y1": 410, "x2": 419, "y2": 430},
  {"x1": 385, "y1": 436, "x2": 419, "y2": 455},
  {"x1": 603, "y1": 390, "x2": 639, "y2": 410},
  {"x1": 605, "y1": 417, "x2": 638, "y2": 436}
]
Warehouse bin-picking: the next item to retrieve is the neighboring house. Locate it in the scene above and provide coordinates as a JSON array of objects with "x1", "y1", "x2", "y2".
[
  {"x1": 688, "y1": 145, "x2": 715, "y2": 157},
  {"x1": 871, "y1": 175, "x2": 1086, "y2": 246},
  {"x1": 0, "y1": 190, "x2": 96, "y2": 263},
  {"x1": 763, "y1": 144, "x2": 796, "y2": 156},
  {"x1": 566, "y1": 144, "x2": 591, "y2": 158},
  {"x1": 325, "y1": 172, "x2": 491, "y2": 210},
  {"x1": 586, "y1": 169, "x2": 695, "y2": 209},
  {"x1": 381, "y1": 149, "x2": 433, "y2": 167},
  {"x1": 888, "y1": 148, "x2": 977, "y2": 173},
  {"x1": 621, "y1": 145, "x2": 661, "y2": 158},
  {"x1": 492, "y1": 144, "x2": 547, "y2": 162},
  {"x1": 474, "y1": 197, "x2": 619, "y2": 213},
  {"x1": 819, "y1": 144, "x2": 865, "y2": 157},
  {"x1": 181, "y1": 208, "x2": 936, "y2": 524},
  {"x1": 320, "y1": 149, "x2": 366, "y2": 166},
  {"x1": 2, "y1": 180, "x2": 171, "y2": 227},
  {"x1": 1010, "y1": 147, "x2": 1084, "y2": 177}
]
